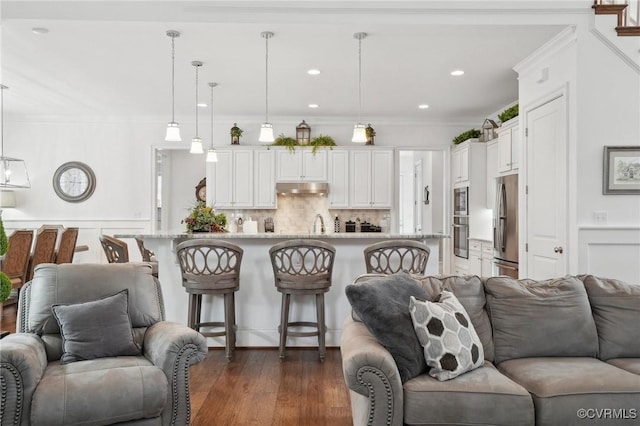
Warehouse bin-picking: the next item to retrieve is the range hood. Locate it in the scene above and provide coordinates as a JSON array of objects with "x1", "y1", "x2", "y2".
[{"x1": 276, "y1": 182, "x2": 329, "y2": 195}]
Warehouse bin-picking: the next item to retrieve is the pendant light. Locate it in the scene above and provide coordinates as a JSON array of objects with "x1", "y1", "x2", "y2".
[
  {"x1": 352, "y1": 32, "x2": 368, "y2": 143},
  {"x1": 0, "y1": 84, "x2": 30, "y2": 189},
  {"x1": 259, "y1": 31, "x2": 275, "y2": 143},
  {"x1": 206, "y1": 82, "x2": 218, "y2": 163},
  {"x1": 190, "y1": 61, "x2": 204, "y2": 154},
  {"x1": 165, "y1": 30, "x2": 182, "y2": 142}
]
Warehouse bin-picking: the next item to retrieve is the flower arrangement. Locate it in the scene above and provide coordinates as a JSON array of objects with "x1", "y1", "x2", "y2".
[{"x1": 182, "y1": 201, "x2": 227, "y2": 233}]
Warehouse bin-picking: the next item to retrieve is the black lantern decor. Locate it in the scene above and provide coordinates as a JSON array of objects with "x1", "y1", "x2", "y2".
[
  {"x1": 365, "y1": 123, "x2": 376, "y2": 145},
  {"x1": 296, "y1": 120, "x2": 311, "y2": 145},
  {"x1": 230, "y1": 123, "x2": 243, "y2": 145}
]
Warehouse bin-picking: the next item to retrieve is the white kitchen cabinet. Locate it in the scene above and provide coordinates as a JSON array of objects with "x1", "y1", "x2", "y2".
[
  {"x1": 209, "y1": 149, "x2": 253, "y2": 209},
  {"x1": 452, "y1": 144, "x2": 470, "y2": 184},
  {"x1": 453, "y1": 256, "x2": 470, "y2": 276},
  {"x1": 349, "y1": 149, "x2": 393, "y2": 209},
  {"x1": 254, "y1": 149, "x2": 276, "y2": 208},
  {"x1": 328, "y1": 149, "x2": 349, "y2": 208},
  {"x1": 486, "y1": 140, "x2": 498, "y2": 209},
  {"x1": 497, "y1": 118, "x2": 519, "y2": 174},
  {"x1": 469, "y1": 239, "x2": 494, "y2": 277},
  {"x1": 275, "y1": 149, "x2": 327, "y2": 182}
]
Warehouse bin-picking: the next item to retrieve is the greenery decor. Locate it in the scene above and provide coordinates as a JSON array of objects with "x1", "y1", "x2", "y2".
[
  {"x1": 182, "y1": 201, "x2": 227, "y2": 233},
  {"x1": 272, "y1": 134, "x2": 299, "y2": 152},
  {"x1": 452, "y1": 129, "x2": 481, "y2": 145},
  {"x1": 0, "y1": 216, "x2": 10, "y2": 303},
  {"x1": 310, "y1": 134, "x2": 336, "y2": 154},
  {"x1": 230, "y1": 123, "x2": 243, "y2": 144},
  {"x1": 498, "y1": 104, "x2": 519, "y2": 123}
]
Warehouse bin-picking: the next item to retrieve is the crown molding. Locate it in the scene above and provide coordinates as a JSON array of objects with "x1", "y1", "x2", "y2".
[{"x1": 513, "y1": 25, "x2": 577, "y2": 76}]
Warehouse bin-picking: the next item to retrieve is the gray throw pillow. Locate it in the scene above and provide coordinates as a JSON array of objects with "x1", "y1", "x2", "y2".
[
  {"x1": 345, "y1": 271, "x2": 430, "y2": 383},
  {"x1": 52, "y1": 289, "x2": 141, "y2": 364},
  {"x1": 409, "y1": 291, "x2": 484, "y2": 381}
]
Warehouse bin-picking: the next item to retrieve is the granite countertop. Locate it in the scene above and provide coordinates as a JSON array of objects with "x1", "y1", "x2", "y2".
[{"x1": 117, "y1": 232, "x2": 450, "y2": 240}]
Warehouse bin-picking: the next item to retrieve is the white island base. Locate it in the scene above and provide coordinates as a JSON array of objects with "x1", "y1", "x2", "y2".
[{"x1": 125, "y1": 233, "x2": 447, "y2": 348}]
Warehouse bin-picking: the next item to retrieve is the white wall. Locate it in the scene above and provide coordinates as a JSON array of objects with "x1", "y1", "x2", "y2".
[{"x1": 516, "y1": 22, "x2": 640, "y2": 283}]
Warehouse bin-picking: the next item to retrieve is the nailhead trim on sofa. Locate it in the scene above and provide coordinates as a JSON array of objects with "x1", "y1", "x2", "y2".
[
  {"x1": 0, "y1": 363, "x2": 23, "y2": 426},
  {"x1": 357, "y1": 366, "x2": 394, "y2": 426}
]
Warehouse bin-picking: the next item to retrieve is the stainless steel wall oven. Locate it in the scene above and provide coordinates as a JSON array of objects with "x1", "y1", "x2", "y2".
[{"x1": 453, "y1": 187, "x2": 469, "y2": 259}]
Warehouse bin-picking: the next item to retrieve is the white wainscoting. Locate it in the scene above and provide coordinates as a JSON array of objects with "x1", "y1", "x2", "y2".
[
  {"x1": 3, "y1": 219, "x2": 152, "y2": 264},
  {"x1": 578, "y1": 226, "x2": 640, "y2": 284}
]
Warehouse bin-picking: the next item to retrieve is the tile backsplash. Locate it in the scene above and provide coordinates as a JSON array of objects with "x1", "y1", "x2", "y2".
[{"x1": 219, "y1": 194, "x2": 389, "y2": 234}]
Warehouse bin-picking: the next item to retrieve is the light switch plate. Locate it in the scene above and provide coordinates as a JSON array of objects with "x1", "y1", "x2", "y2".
[{"x1": 593, "y1": 211, "x2": 608, "y2": 224}]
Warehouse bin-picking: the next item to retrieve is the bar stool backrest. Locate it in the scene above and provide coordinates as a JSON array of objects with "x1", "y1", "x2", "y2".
[
  {"x1": 99, "y1": 235, "x2": 129, "y2": 263},
  {"x1": 175, "y1": 239, "x2": 243, "y2": 291},
  {"x1": 269, "y1": 239, "x2": 335, "y2": 290},
  {"x1": 363, "y1": 239, "x2": 430, "y2": 275}
]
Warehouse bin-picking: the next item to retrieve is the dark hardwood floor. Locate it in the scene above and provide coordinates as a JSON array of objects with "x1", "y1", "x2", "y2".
[{"x1": 0, "y1": 304, "x2": 353, "y2": 425}]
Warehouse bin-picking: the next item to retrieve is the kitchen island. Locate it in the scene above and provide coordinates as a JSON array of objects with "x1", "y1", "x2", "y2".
[{"x1": 117, "y1": 232, "x2": 448, "y2": 347}]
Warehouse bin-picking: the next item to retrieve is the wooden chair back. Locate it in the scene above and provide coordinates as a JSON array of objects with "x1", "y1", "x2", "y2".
[
  {"x1": 363, "y1": 240, "x2": 430, "y2": 275},
  {"x1": 175, "y1": 239, "x2": 243, "y2": 292},
  {"x1": 55, "y1": 227, "x2": 79, "y2": 264},
  {"x1": 2, "y1": 229, "x2": 34, "y2": 289},
  {"x1": 136, "y1": 237, "x2": 155, "y2": 262},
  {"x1": 99, "y1": 234, "x2": 129, "y2": 263},
  {"x1": 27, "y1": 226, "x2": 59, "y2": 281}
]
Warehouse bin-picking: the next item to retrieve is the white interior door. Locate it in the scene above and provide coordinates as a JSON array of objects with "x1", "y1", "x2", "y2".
[
  {"x1": 414, "y1": 160, "x2": 423, "y2": 233},
  {"x1": 526, "y1": 94, "x2": 568, "y2": 279}
]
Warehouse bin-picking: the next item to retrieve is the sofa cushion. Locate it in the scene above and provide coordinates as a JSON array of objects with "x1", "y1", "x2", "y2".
[
  {"x1": 409, "y1": 292, "x2": 484, "y2": 381},
  {"x1": 499, "y1": 357, "x2": 640, "y2": 426},
  {"x1": 31, "y1": 356, "x2": 168, "y2": 425},
  {"x1": 607, "y1": 358, "x2": 640, "y2": 376},
  {"x1": 403, "y1": 361, "x2": 534, "y2": 426},
  {"x1": 579, "y1": 275, "x2": 640, "y2": 360},
  {"x1": 418, "y1": 275, "x2": 495, "y2": 362},
  {"x1": 345, "y1": 271, "x2": 430, "y2": 383},
  {"x1": 52, "y1": 289, "x2": 141, "y2": 364},
  {"x1": 485, "y1": 276, "x2": 599, "y2": 363}
]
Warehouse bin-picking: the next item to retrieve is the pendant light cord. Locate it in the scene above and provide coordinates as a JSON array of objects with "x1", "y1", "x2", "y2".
[
  {"x1": 358, "y1": 35, "x2": 362, "y2": 124},
  {"x1": 171, "y1": 35, "x2": 176, "y2": 122},
  {"x1": 194, "y1": 64, "x2": 199, "y2": 138},
  {"x1": 210, "y1": 83, "x2": 215, "y2": 148},
  {"x1": 0, "y1": 85, "x2": 4, "y2": 157},
  {"x1": 265, "y1": 33, "x2": 270, "y2": 123}
]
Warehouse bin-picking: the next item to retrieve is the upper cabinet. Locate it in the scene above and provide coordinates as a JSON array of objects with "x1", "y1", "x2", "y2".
[
  {"x1": 275, "y1": 149, "x2": 328, "y2": 182},
  {"x1": 328, "y1": 150, "x2": 349, "y2": 208},
  {"x1": 452, "y1": 144, "x2": 470, "y2": 185},
  {"x1": 497, "y1": 118, "x2": 520, "y2": 174},
  {"x1": 209, "y1": 149, "x2": 254, "y2": 209},
  {"x1": 349, "y1": 149, "x2": 394, "y2": 209},
  {"x1": 486, "y1": 140, "x2": 499, "y2": 209},
  {"x1": 254, "y1": 149, "x2": 276, "y2": 208}
]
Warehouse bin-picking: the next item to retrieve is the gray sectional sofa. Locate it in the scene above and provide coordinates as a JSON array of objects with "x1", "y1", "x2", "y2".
[{"x1": 341, "y1": 274, "x2": 640, "y2": 426}]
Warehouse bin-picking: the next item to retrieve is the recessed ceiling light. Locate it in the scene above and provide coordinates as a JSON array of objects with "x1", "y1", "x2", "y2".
[
  {"x1": 32, "y1": 27, "x2": 49, "y2": 35},
  {"x1": 308, "y1": 104, "x2": 319, "y2": 108},
  {"x1": 450, "y1": 70, "x2": 465, "y2": 76},
  {"x1": 197, "y1": 103, "x2": 207, "y2": 108},
  {"x1": 307, "y1": 69, "x2": 321, "y2": 75},
  {"x1": 418, "y1": 104, "x2": 429, "y2": 109}
]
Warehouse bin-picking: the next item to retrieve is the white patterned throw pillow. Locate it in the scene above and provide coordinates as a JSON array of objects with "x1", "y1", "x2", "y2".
[{"x1": 409, "y1": 291, "x2": 484, "y2": 381}]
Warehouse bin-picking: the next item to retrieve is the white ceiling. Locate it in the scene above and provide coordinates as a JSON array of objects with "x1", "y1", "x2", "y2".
[{"x1": 0, "y1": 1, "x2": 572, "y2": 125}]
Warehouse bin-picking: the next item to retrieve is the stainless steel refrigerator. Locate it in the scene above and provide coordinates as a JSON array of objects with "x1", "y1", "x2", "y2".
[{"x1": 493, "y1": 174, "x2": 518, "y2": 278}]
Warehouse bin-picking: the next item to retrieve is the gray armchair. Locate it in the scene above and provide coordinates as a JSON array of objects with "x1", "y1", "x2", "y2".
[{"x1": 1, "y1": 263, "x2": 207, "y2": 426}]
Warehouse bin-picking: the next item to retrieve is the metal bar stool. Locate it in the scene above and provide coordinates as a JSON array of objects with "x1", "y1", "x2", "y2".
[
  {"x1": 363, "y1": 239, "x2": 430, "y2": 275},
  {"x1": 175, "y1": 239, "x2": 243, "y2": 361},
  {"x1": 269, "y1": 239, "x2": 336, "y2": 362}
]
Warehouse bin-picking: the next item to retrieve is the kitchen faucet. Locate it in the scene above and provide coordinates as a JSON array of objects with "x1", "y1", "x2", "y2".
[{"x1": 312, "y1": 214, "x2": 326, "y2": 235}]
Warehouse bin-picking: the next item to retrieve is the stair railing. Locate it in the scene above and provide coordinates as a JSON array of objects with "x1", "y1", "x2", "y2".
[{"x1": 594, "y1": 0, "x2": 640, "y2": 34}]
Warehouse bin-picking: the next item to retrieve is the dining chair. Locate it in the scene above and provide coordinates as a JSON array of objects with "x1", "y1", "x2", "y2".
[
  {"x1": 54, "y1": 227, "x2": 79, "y2": 264},
  {"x1": 136, "y1": 237, "x2": 158, "y2": 278},
  {"x1": 363, "y1": 239, "x2": 430, "y2": 275},
  {"x1": 1, "y1": 229, "x2": 34, "y2": 295},
  {"x1": 99, "y1": 234, "x2": 129, "y2": 263},
  {"x1": 26, "y1": 226, "x2": 59, "y2": 281}
]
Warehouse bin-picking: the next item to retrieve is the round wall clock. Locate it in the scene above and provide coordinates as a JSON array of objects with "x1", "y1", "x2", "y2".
[
  {"x1": 195, "y1": 177, "x2": 206, "y2": 202},
  {"x1": 53, "y1": 161, "x2": 97, "y2": 202}
]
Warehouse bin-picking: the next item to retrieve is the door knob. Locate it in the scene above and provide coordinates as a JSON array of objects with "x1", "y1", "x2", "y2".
[{"x1": 554, "y1": 246, "x2": 563, "y2": 254}]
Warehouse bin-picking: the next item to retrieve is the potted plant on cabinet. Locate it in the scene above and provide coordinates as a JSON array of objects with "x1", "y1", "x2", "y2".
[
  {"x1": 272, "y1": 134, "x2": 299, "y2": 153},
  {"x1": 230, "y1": 123, "x2": 243, "y2": 145},
  {"x1": 498, "y1": 104, "x2": 519, "y2": 124},
  {"x1": 452, "y1": 129, "x2": 481, "y2": 145},
  {"x1": 310, "y1": 134, "x2": 336, "y2": 154}
]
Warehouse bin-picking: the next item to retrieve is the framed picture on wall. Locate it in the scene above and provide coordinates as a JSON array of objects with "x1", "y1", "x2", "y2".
[{"x1": 603, "y1": 146, "x2": 640, "y2": 194}]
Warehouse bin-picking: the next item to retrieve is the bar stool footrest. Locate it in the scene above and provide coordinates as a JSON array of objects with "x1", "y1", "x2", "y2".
[
  {"x1": 280, "y1": 321, "x2": 324, "y2": 337},
  {"x1": 196, "y1": 321, "x2": 235, "y2": 338}
]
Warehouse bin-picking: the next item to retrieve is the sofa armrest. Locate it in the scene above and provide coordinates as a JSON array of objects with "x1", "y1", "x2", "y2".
[
  {"x1": 143, "y1": 321, "x2": 207, "y2": 426},
  {"x1": 0, "y1": 333, "x2": 48, "y2": 426},
  {"x1": 340, "y1": 316, "x2": 404, "y2": 426}
]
